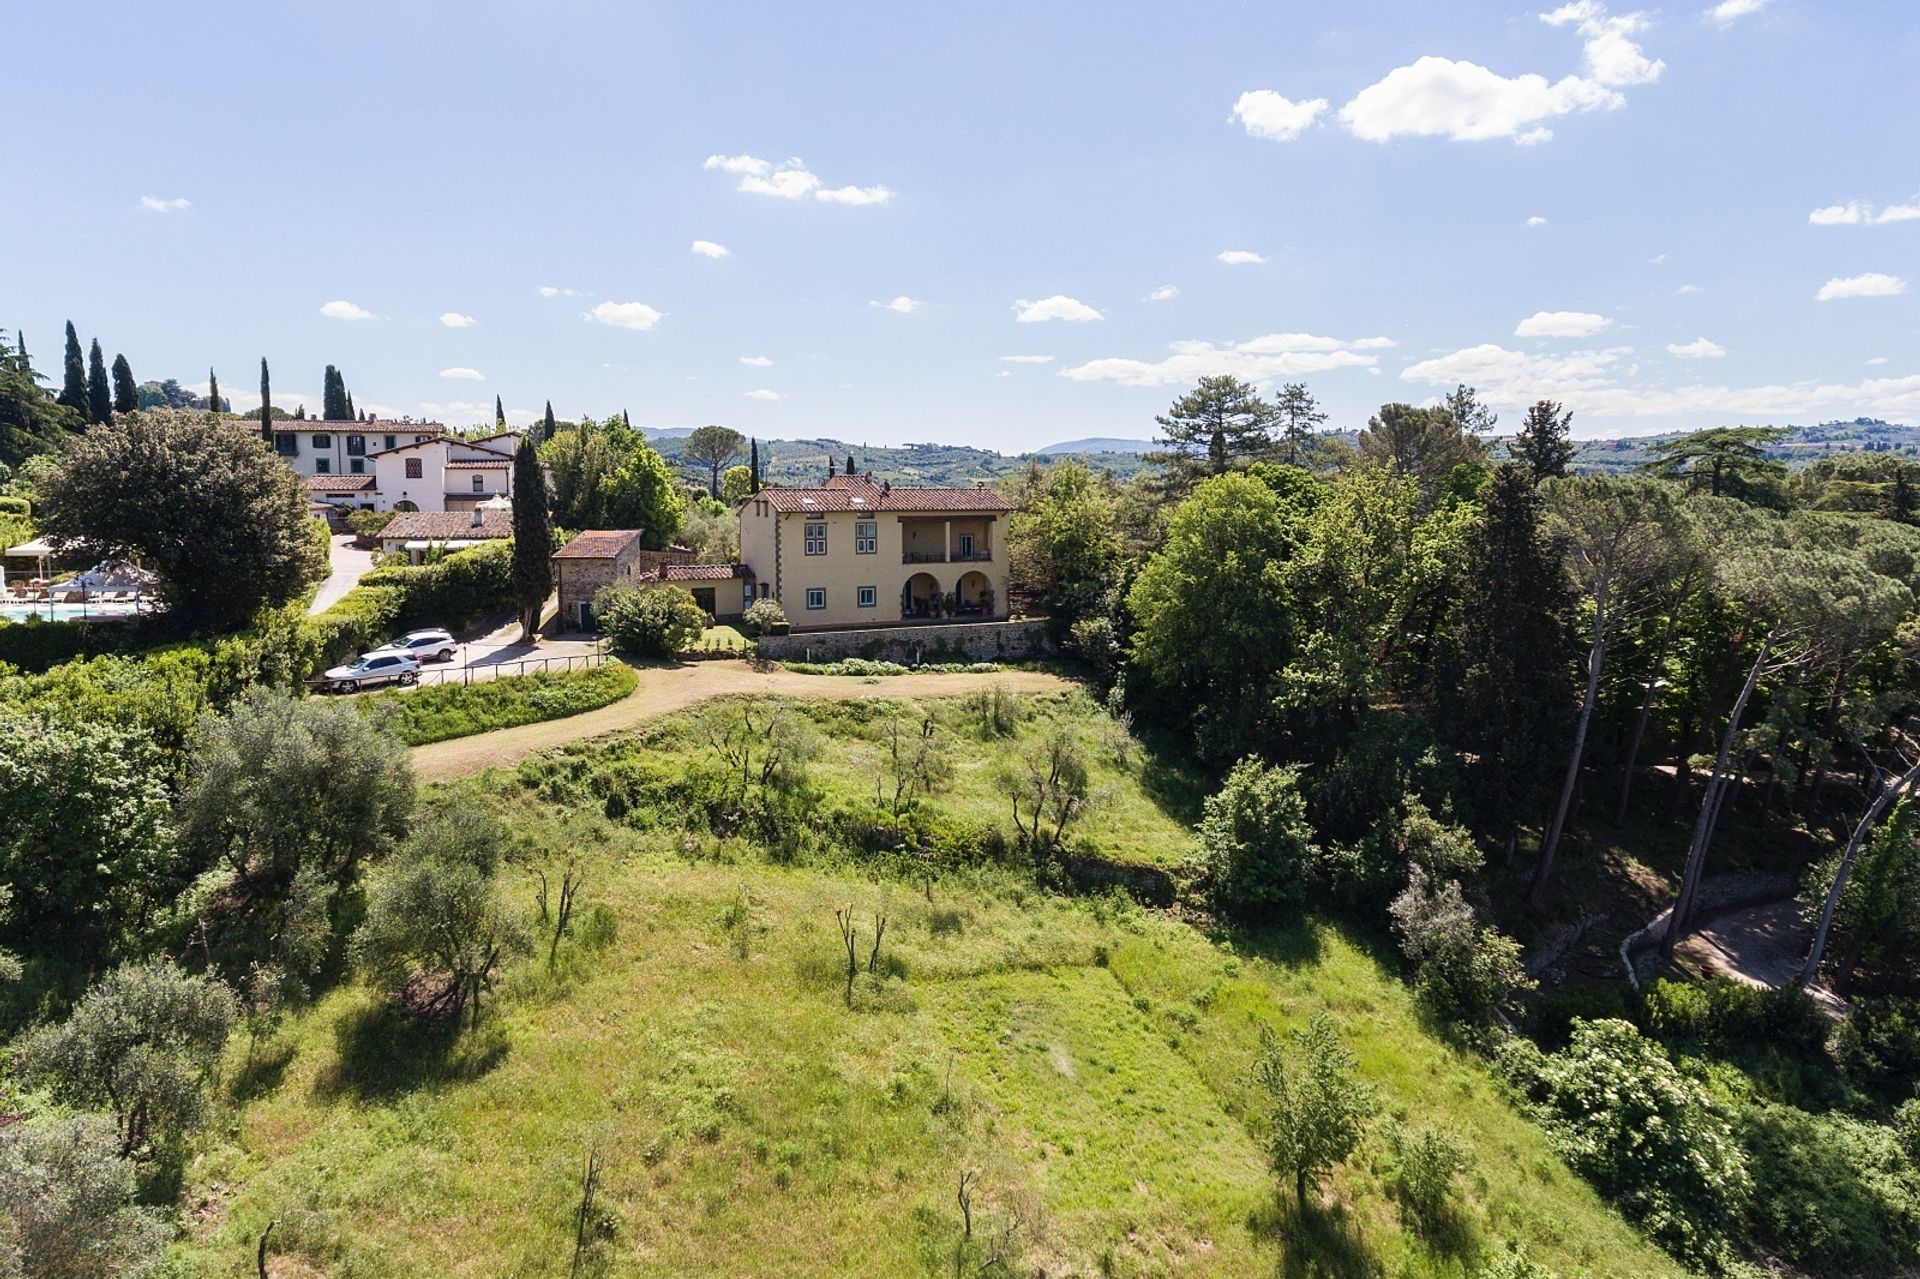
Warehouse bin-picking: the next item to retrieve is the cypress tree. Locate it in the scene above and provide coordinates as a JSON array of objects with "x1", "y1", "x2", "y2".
[
  {"x1": 749, "y1": 438, "x2": 761, "y2": 493},
  {"x1": 540, "y1": 400, "x2": 556, "y2": 446},
  {"x1": 57, "y1": 321, "x2": 87, "y2": 415},
  {"x1": 259, "y1": 357, "x2": 273, "y2": 441},
  {"x1": 86, "y1": 340, "x2": 111, "y2": 424},
  {"x1": 322, "y1": 365, "x2": 345, "y2": 420},
  {"x1": 15, "y1": 332, "x2": 25, "y2": 363},
  {"x1": 511, "y1": 434, "x2": 555, "y2": 641},
  {"x1": 296, "y1": 404, "x2": 306, "y2": 421},
  {"x1": 495, "y1": 394, "x2": 505, "y2": 429},
  {"x1": 207, "y1": 367, "x2": 222, "y2": 415},
  {"x1": 346, "y1": 392, "x2": 356, "y2": 421},
  {"x1": 845, "y1": 453, "x2": 856, "y2": 476},
  {"x1": 110, "y1": 354, "x2": 137, "y2": 414}
]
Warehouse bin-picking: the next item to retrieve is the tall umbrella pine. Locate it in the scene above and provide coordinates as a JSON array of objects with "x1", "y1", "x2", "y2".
[
  {"x1": 1661, "y1": 532, "x2": 1912, "y2": 956},
  {"x1": 1529, "y1": 477, "x2": 1686, "y2": 908}
]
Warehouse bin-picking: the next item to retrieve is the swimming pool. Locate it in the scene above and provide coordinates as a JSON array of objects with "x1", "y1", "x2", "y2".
[{"x1": 0, "y1": 602, "x2": 144, "y2": 624}]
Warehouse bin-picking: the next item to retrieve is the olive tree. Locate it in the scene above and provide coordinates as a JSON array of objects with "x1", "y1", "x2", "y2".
[
  {"x1": 15, "y1": 960, "x2": 238, "y2": 1158},
  {"x1": 995, "y1": 726, "x2": 1094, "y2": 860},
  {"x1": 0, "y1": 1113, "x2": 168, "y2": 1278},
  {"x1": 352, "y1": 807, "x2": 529, "y2": 1028}
]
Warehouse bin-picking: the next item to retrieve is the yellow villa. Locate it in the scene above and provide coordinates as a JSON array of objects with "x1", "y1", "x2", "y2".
[{"x1": 737, "y1": 474, "x2": 1012, "y2": 630}]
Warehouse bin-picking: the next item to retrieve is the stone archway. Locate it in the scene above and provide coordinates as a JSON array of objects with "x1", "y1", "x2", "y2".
[
  {"x1": 956, "y1": 570, "x2": 993, "y2": 616},
  {"x1": 903, "y1": 571, "x2": 941, "y2": 618}
]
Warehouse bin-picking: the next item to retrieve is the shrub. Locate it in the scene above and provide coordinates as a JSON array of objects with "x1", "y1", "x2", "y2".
[
  {"x1": 358, "y1": 663, "x2": 636, "y2": 745},
  {"x1": 1189, "y1": 757, "x2": 1323, "y2": 911},
  {"x1": 0, "y1": 494, "x2": 29, "y2": 516},
  {"x1": 0, "y1": 1113, "x2": 168, "y2": 1278},
  {"x1": 1391, "y1": 1122, "x2": 1473, "y2": 1235},
  {"x1": 1388, "y1": 866, "x2": 1531, "y2": 1029},
  {"x1": 345, "y1": 508, "x2": 394, "y2": 541},
  {"x1": 596, "y1": 584, "x2": 707, "y2": 657},
  {"x1": 1834, "y1": 995, "x2": 1920, "y2": 1100},
  {"x1": 1504, "y1": 1018, "x2": 1749, "y2": 1269},
  {"x1": 742, "y1": 597, "x2": 788, "y2": 636},
  {"x1": 1737, "y1": 1101, "x2": 1920, "y2": 1273},
  {"x1": 1639, "y1": 977, "x2": 1828, "y2": 1061},
  {"x1": 15, "y1": 960, "x2": 238, "y2": 1158}
]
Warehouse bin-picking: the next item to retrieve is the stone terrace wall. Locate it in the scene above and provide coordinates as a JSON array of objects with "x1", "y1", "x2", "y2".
[{"x1": 758, "y1": 620, "x2": 1051, "y2": 664}]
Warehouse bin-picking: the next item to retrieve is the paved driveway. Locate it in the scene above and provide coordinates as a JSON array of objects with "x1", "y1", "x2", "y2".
[{"x1": 308, "y1": 534, "x2": 376, "y2": 615}]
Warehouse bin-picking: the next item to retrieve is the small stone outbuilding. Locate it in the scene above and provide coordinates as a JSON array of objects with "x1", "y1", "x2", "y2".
[{"x1": 552, "y1": 531, "x2": 696, "y2": 631}]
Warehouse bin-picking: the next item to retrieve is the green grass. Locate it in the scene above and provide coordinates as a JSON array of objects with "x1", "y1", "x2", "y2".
[
  {"x1": 172, "y1": 692, "x2": 1688, "y2": 1278},
  {"x1": 692, "y1": 623, "x2": 749, "y2": 651},
  {"x1": 356, "y1": 662, "x2": 637, "y2": 745}
]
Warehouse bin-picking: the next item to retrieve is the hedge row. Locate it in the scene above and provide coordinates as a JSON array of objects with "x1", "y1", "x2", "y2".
[
  {"x1": 0, "y1": 540, "x2": 517, "y2": 783},
  {"x1": 357, "y1": 661, "x2": 637, "y2": 746}
]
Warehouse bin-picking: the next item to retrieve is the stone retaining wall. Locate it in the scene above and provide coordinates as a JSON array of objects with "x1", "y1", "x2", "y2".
[{"x1": 758, "y1": 619, "x2": 1051, "y2": 664}]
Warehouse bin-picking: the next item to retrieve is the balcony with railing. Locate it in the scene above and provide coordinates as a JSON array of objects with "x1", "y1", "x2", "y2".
[{"x1": 898, "y1": 516, "x2": 994, "y2": 564}]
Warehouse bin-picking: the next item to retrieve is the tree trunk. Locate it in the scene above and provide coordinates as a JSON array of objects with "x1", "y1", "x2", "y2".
[
  {"x1": 1797, "y1": 756, "x2": 1920, "y2": 986},
  {"x1": 1663, "y1": 636, "x2": 1770, "y2": 958},
  {"x1": 1531, "y1": 586, "x2": 1608, "y2": 907},
  {"x1": 1616, "y1": 596, "x2": 1683, "y2": 825}
]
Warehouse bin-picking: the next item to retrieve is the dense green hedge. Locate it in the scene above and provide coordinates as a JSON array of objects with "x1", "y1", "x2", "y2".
[
  {"x1": 0, "y1": 541, "x2": 518, "y2": 783},
  {"x1": 356, "y1": 661, "x2": 636, "y2": 745}
]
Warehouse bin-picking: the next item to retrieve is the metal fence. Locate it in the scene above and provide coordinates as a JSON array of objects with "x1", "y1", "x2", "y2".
[{"x1": 414, "y1": 646, "x2": 611, "y2": 687}]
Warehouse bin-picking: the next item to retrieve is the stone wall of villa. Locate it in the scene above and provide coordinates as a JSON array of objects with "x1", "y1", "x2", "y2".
[{"x1": 757, "y1": 619, "x2": 1050, "y2": 664}]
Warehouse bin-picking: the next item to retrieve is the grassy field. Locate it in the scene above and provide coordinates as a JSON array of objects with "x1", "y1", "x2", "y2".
[{"x1": 173, "y1": 692, "x2": 1685, "y2": 1278}]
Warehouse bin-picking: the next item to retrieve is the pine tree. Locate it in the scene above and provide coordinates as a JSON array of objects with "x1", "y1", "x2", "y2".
[
  {"x1": 259, "y1": 357, "x2": 273, "y2": 442},
  {"x1": 1442, "y1": 383, "x2": 1498, "y2": 436},
  {"x1": 495, "y1": 394, "x2": 505, "y2": 429},
  {"x1": 207, "y1": 367, "x2": 221, "y2": 415},
  {"x1": 511, "y1": 435, "x2": 555, "y2": 641},
  {"x1": 110, "y1": 354, "x2": 137, "y2": 415},
  {"x1": 1273, "y1": 382, "x2": 1328, "y2": 466},
  {"x1": 749, "y1": 438, "x2": 761, "y2": 493},
  {"x1": 1438, "y1": 463, "x2": 1579, "y2": 853},
  {"x1": 1147, "y1": 375, "x2": 1277, "y2": 492},
  {"x1": 58, "y1": 321, "x2": 87, "y2": 415},
  {"x1": 86, "y1": 340, "x2": 111, "y2": 424},
  {"x1": 1511, "y1": 400, "x2": 1576, "y2": 481}
]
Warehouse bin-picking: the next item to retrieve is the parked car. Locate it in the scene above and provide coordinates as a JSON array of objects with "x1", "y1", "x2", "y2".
[
  {"x1": 365, "y1": 628, "x2": 459, "y2": 663},
  {"x1": 321, "y1": 651, "x2": 421, "y2": 693}
]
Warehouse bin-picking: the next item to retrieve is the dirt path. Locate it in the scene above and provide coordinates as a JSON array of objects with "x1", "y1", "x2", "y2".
[
  {"x1": 1671, "y1": 897, "x2": 1847, "y2": 1017},
  {"x1": 412, "y1": 663, "x2": 1077, "y2": 781}
]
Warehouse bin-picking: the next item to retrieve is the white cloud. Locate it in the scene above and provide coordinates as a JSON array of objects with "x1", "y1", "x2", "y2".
[
  {"x1": 816, "y1": 184, "x2": 893, "y2": 206},
  {"x1": 1403, "y1": 342, "x2": 1920, "y2": 419},
  {"x1": 419, "y1": 400, "x2": 532, "y2": 426},
  {"x1": 691, "y1": 239, "x2": 730, "y2": 258},
  {"x1": 744, "y1": 389, "x2": 783, "y2": 401},
  {"x1": 319, "y1": 299, "x2": 374, "y2": 321},
  {"x1": 1816, "y1": 273, "x2": 1909, "y2": 301},
  {"x1": 439, "y1": 312, "x2": 477, "y2": 328},
  {"x1": 704, "y1": 153, "x2": 891, "y2": 205},
  {"x1": 1810, "y1": 199, "x2": 1920, "y2": 227},
  {"x1": 1060, "y1": 332, "x2": 1392, "y2": 388},
  {"x1": 1515, "y1": 309, "x2": 1613, "y2": 337},
  {"x1": 1338, "y1": 3, "x2": 1659, "y2": 146},
  {"x1": 537, "y1": 285, "x2": 581, "y2": 298},
  {"x1": 138, "y1": 195, "x2": 190, "y2": 213},
  {"x1": 1145, "y1": 284, "x2": 1180, "y2": 301},
  {"x1": 1708, "y1": 0, "x2": 1766, "y2": 25},
  {"x1": 870, "y1": 296, "x2": 924, "y2": 314},
  {"x1": 996, "y1": 370, "x2": 1012, "y2": 379},
  {"x1": 999, "y1": 355, "x2": 1054, "y2": 365},
  {"x1": 1647, "y1": 253, "x2": 1668, "y2": 265},
  {"x1": 1231, "y1": 90, "x2": 1329, "y2": 141},
  {"x1": 1525, "y1": 215, "x2": 1550, "y2": 227},
  {"x1": 438, "y1": 367, "x2": 486, "y2": 381},
  {"x1": 1217, "y1": 249, "x2": 1268, "y2": 266},
  {"x1": 1867, "y1": 357, "x2": 1889, "y2": 366},
  {"x1": 1676, "y1": 283, "x2": 1705, "y2": 295},
  {"x1": 1014, "y1": 295, "x2": 1102, "y2": 323},
  {"x1": 585, "y1": 300, "x2": 665, "y2": 329},
  {"x1": 739, "y1": 355, "x2": 773, "y2": 367},
  {"x1": 1667, "y1": 337, "x2": 1726, "y2": 359}
]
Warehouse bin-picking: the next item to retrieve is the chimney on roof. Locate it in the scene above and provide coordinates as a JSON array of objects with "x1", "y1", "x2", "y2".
[{"x1": 471, "y1": 505, "x2": 484, "y2": 528}]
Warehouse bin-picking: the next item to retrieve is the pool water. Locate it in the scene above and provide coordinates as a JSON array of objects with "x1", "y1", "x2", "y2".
[{"x1": 0, "y1": 602, "x2": 144, "y2": 624}]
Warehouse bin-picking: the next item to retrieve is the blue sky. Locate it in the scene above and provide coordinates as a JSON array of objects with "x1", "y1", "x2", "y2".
[{"x1": 6, "y1": 1, "x2": 1917, "y2": 451}]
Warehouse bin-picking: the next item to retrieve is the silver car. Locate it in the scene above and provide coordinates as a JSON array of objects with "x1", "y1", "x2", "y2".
[
  {"x1": 365, "y1": 628, "x2": 459, "y2": 663},
  {"x1": 321, "y1": 651, "x2": 422, "y2": 693}
]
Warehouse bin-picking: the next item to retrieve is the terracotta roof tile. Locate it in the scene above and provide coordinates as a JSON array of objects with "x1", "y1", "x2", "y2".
[
  {"x1": 552, "y1": 529, "x2": 643, "y2": 560},
  {"x1": 753, "y1": 480, "x2": 1011, "y2": 514},
  {"x1": 305, "y1": 474, "x2": 377, "y2": 493},
  {"x1": 380, "y1": 511, "x2": 513, "y2": 541},
  {"x1": 664, "y1": 563, "x2": 751, "y2": 581}
]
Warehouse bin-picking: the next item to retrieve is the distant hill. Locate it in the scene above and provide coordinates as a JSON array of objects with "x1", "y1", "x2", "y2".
[
  {"x1": 630, "y1": 417, "x2": 1919, "y2": 492},
  {"x1": 1035, "y1": 437, "x2": 1153, "y2": 455}
]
